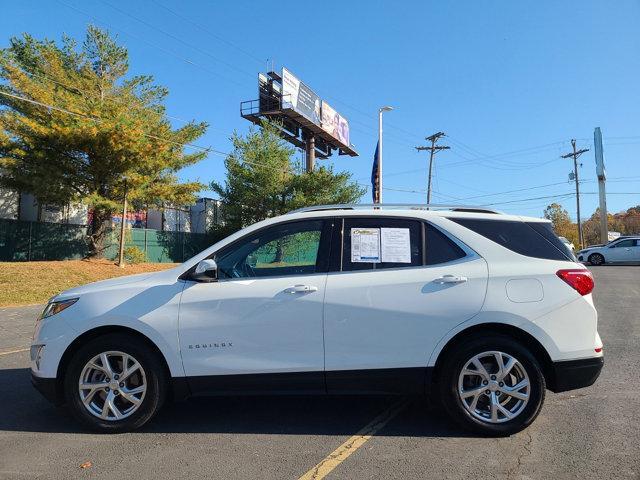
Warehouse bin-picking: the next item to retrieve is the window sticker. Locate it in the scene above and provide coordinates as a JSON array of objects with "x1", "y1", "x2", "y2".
[
  {"x1": 351, "y1": 228, "x2": 381, "y2": 263},
  {"x1": 381, "y1": 228, "x2": 411, "y2": 263}
]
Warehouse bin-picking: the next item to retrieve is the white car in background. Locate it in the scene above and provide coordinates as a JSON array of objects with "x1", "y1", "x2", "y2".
[
  {"x1": 558, "y1": 236, "x2": 575, "y2": 252},
  {"x1": 577, "y1": 236, "x2": 640, "y2": 265},
  {"x1": 31, "y1": 205, "x2": 603, "y2": 436}
]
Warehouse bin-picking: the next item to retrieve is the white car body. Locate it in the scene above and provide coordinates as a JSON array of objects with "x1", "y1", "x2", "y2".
[
  {"x1": 558, "y1": 236, "x2": 575, "y2": 252},
  {"x1": 577, "y1": 236, "x2": 640, "y2": 265},
  {"x1": 31, "y1": 206, "x2": 604, "y2": 432}
]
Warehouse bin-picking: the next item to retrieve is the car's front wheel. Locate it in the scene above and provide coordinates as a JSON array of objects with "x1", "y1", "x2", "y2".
[
  {"x1": 63, "y1": 333, "x2": 167, "y2": 432},
  {"x1": 438, "y1": 335, "x2": 545, "y2": 436},
  {"x1": 588, "y1": 253, "x2": 605, "y2": 266}
]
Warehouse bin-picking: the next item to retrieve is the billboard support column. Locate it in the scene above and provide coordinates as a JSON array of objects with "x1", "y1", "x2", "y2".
[
  {"x1": 594, "y1": 127, "x2": 608, "y2": 243},
  {"x1": 306, "y1": 134, "x2": 315, "y2": 172}
]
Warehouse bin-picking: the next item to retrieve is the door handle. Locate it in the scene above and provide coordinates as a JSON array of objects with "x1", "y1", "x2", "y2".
[
  {"x1": 284, "y1": 284, "x2": 318, "y2": 294},
  {"x1": 433, "y1": 275, "x2": 468, "y2": 284}
]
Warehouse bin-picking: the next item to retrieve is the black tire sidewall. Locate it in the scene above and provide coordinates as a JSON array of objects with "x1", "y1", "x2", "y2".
[
  {"x1": 63, "y1": 333, "x2": 167, "y2": 433},
  {"x1": 439, "y1": 335, "x2": 546, "y2": 436},
  {"x1": 589, "y1": 253, "x2": 604, "y2": 265}
]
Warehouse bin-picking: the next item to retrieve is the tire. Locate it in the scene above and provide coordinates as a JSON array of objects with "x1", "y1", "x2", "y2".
[
  {"x1": 438, "y1": 334, "x2": 545, "y2": 436},
  {"x1": 588, "y1": 253, "x2": 605, "y2": 266},
  {"x1": 63, "y1": 333, "x2": 167, "y2": 433}
]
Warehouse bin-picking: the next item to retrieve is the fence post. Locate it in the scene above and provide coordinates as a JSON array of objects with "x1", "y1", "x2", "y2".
[
  {"x1": 182, "y1": 232, "x2": 185, "y2": 262},
  {"x1": 28, "y1": 222, "x2": 33, "y2": 261},
  {"x1": 144, "y1": 229, "x2": 148, "y2": 254}
]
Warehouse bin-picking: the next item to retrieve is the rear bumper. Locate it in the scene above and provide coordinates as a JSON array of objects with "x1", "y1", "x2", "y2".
[
  {"x1": 548, "y1": 356, "x2": 604, "y2": 393},
  {"x1": 31, "y1": 373, "x2": 62, "y2": 405}
]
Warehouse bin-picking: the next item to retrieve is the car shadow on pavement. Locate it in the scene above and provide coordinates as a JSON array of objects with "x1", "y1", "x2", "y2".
[{"x1": 0, "y1": 368, "x2": 473, "y2": 438}]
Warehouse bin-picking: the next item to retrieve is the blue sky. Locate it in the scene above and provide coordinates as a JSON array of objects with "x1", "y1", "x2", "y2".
[{"x1": 3, "y1": 0, "x2": 639, "y2": 218}]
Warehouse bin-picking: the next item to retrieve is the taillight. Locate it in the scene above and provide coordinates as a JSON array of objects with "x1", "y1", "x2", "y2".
[{"x1": 556, "y1": 269, "x2": 594, "y2": 296}]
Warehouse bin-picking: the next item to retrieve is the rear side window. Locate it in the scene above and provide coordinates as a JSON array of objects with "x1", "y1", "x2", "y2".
[
  {"x1": 527, "y1": 222, "x2": 577, "y2": 261},
  {"x1": 425, "y1": 223, "x2": 466, "y2": 265},
  {"x1": 450, "y1": 218, "x2": 571, "y2": 261},
  {"x1": 341, "y1": 218, "x2": 422, "y2": 271},
  {"x1": 611, "y1": 239, "x2": 635, "y2": 248}
]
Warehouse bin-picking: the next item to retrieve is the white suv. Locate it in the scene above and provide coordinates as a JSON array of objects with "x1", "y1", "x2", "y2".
[{"x1": 31, "y1": 205, "x2": 603, "y2": 435}]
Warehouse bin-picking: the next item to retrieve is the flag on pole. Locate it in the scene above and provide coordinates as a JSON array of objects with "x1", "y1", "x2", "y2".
[{"x1": 371, "y1": 141, "x2": 380, "y2": 203}]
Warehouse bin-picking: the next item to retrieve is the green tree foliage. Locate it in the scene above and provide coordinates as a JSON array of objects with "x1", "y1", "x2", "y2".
[
  {"x1": 543, "y1": 203, "x2": 571, "y2": 230},
  {"x1": 211, "y1": 121, "x2": 365, "y2": 235},
  {"x1": 0, "y1": 26, "x2": 207, "y2": 256},
  {"x1": 582, "y1": 208, "x2": 626, "y2": 246},
  {"x1": 543, "y1": 203, "x2": 579, "y2": 245},
  {"x1": 543, "y1": 203, "x2": 640, "y2": 248}
]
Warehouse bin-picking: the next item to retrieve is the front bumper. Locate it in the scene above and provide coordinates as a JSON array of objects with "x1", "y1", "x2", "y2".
[
  {"x1": 31, "y1": 372, "x2": 62, "y2": 405},
  {"x1": 548, "y1": 356, "x2": 604, "y2": 393}
]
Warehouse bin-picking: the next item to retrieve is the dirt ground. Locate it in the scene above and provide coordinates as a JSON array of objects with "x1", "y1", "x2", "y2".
[{"x1": 0, "y1": 259, "x2": 176, "y2": 306}]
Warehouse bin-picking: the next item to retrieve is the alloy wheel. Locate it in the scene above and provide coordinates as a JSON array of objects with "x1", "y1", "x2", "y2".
[
  {"x1": 457, "y1": 350, "x2": 530, "y2": 424},
  {"x1": 78, "y1": 351, "x2": 147, "y2": 421}
]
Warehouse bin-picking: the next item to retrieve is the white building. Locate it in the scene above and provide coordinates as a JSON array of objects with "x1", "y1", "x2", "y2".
[
  {"x1": 0, "y1": 187, "x2": 221, "y2": 234},
  {"x1": 190, "y1": 198, "x2": 224, "y2": 234},
  {"x1": 0, "y1": 189, "x2": 88, "y2": 224},
  {"x1": 146, "y1": 205, "x2": 192, "y2": 232}
]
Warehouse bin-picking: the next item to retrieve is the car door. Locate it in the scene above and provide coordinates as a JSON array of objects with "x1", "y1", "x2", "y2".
[
  {"x1": 605, "y1": 239, "x2": 635, "y2": 263},
  {"x1": 323, "y1": 217, "x2": 488, "y2": 394},
  {"x1": 631, "y1": 240, "x2": 640, "y2": 262},
  {"x1": 178, "y1": 219, "x2": 332, "y2": 394}
]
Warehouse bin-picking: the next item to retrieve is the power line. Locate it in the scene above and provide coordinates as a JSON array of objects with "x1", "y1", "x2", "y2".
[
  {"x1": 101, "y1": 0, "x2": 256, "y2": 80},
  {"x1": 0, "y1": 90, "x2": 333, "y2": 178},
  {"x1": 149, "y1": 0, "x2": 265, "y2": 65},
  {"x1": 56, "y1": 0, "x2": 250, "y2": 90}
]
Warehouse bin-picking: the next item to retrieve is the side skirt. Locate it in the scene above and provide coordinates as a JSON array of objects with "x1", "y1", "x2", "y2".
[{"x1": 178, "y1": 367, "x2": 433, "y2": 397}]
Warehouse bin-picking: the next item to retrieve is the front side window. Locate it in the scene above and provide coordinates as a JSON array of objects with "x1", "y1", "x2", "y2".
[{"x1": 216, "y1": 220, "x2": 326, "y2": 279}]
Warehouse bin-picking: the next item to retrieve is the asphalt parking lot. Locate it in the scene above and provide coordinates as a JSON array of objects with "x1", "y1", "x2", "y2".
[{"x1": 0, "y1": 266, "x2": 638, "y2": 479}]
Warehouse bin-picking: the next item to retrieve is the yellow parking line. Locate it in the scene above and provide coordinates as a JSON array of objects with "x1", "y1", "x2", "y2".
[
  {"x1": 0, "y1": 347, "x2": 29, "y2": 357},
  {"x1": 298, "y1": 398, "x2": 410, "y2": 480}
]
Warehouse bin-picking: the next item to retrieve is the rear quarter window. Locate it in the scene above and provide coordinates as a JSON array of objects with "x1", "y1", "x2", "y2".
[{"x1": 449, "y1": 218, "x2": 572, "y2": 261}]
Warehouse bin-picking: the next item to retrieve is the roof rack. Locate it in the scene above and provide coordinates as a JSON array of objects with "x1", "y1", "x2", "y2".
[{"x1": 287, "y1": 203, "x2": 502, "y2": 215}]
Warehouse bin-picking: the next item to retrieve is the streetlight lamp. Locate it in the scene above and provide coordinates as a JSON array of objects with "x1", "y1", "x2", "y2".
[{"x1": 378, "y1": 106, "x2": 393, "y2": 203}]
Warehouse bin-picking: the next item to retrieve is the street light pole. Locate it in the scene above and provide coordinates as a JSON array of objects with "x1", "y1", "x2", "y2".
[{"x1": 377, "y1": 106, "x2": 393, "y2": 203}]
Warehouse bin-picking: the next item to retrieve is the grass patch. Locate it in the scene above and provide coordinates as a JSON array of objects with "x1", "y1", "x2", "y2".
[{"x1": 0, "y1": 259, "x2": 177, "y2": 307}]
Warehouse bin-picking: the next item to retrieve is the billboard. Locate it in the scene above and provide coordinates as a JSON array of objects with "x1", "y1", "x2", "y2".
[
  {"x1": 321, "y1": 100, "x2": 350, "y2": 147},
  {"x1": 281, "y1": 68, "x2": 321, "y2": 126},
  {"x1": 594, "y1": 127, "x2": 606, "y2": 180}
]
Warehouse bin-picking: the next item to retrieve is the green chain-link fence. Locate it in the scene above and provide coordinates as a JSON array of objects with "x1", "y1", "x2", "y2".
[{"x1": 0, "y1": 218, "x2": 218, "y2": 263}]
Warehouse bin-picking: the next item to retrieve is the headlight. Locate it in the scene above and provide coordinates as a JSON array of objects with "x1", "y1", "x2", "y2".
[{"x1": 39, "y1": 298, "x2": 78, "y2": 320}]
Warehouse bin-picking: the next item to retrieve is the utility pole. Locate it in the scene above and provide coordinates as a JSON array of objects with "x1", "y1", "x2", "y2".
[
  {"x1": 415, "y1": 132, "x2": 450, "y2": 204},
  {"x1": 561, "y1": 139, "x2": 589, "y2": 249}
]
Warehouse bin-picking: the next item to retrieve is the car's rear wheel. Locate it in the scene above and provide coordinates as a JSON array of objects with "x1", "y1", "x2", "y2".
[
  {"x1": 588, "y1": 253, "x2": 605, "y2": 266},
  {"x1": 63, "y1": 333, "x2": 167, "y2": 432},
  {"x1": 438, "y1": 335, "x2": 545, "y2": 436}
]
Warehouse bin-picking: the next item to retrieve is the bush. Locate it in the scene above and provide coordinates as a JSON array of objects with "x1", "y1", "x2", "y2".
[{"x1": 124, "y1": 246, "x2": 147, "y2": 264}]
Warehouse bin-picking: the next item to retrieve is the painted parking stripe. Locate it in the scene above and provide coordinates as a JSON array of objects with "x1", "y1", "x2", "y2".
[
  {"x1": 298, "y1": 398, "x2": 410, "y2": 480},
  {"x1": 0, "y1": 347, "x2": 29, "y2": 356}
]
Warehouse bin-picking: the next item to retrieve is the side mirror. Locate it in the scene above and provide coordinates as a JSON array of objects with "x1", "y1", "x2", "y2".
[{"x1": 192, "y1": 259, "x2": 218, "y2": 282}]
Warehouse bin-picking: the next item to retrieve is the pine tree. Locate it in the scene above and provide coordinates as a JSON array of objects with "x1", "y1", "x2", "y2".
[
  {"x1": 211, "y1": 121, "x2": 365, "y2": 234},
  {"x1": 0, "y1": 26, "x2": 207, "y2": 256}
]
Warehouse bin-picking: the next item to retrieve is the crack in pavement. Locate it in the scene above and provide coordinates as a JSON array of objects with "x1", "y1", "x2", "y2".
[{"x1": 506, "y1": 431, "x2": 534, "y2": 479}]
